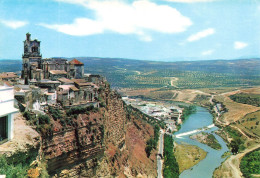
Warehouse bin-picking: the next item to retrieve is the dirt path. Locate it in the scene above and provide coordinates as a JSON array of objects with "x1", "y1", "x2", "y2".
[
  {"x1": 229, "y1": 125, "x2": 252, "y2": 140},
  {"x1": 170, "y1": 77, "x2": 179, "y2": 88},
  {"x1": 0, "y1": 113, "x2": 40, "y2": 154},
  {"x1": 223, "y1": 144, "x2": 260, "y2": 178}
]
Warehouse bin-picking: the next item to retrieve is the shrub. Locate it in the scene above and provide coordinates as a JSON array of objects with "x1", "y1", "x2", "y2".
[
  {"x1": 48, "y1": 107, "x2": 62, "y2": 121},
  {"x1": 38, "y1": 114, "x2": 50, "y2": 125}
]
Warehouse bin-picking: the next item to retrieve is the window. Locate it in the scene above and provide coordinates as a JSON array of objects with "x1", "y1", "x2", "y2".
[
  {"x1": 0, "y1": 116, "x2": 8, "y2": 142},
  {"x1": 32, "y1": 46, "x2": 38, "y2": 52}
]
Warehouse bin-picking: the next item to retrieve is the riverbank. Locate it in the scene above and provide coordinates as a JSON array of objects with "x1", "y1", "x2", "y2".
[
  {"x1": 174, "y1": 143, "x2": 207, "y2": 173},
  {"x1": 174, "y1": 106, "x2": 229, "y2": 178},
  {"x1": 190, "y1": 132, "x2": 222, "y2": 150}
]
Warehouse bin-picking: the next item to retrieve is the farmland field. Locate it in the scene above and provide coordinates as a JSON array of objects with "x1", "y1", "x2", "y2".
[{"x1": 1, "y1": 58, "x2": 260, "y2": 90}]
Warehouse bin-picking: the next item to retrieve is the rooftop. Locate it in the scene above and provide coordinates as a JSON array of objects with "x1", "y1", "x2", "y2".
[
  {"x1": 39, "y1": 79, "x2": 60, "y2": 84},
  {"x1": 70, "y1": 86, "x2": 79, "y2": 91},
  {"x1": 72, "y1": 79, "x2": 86, "y2": 84},
  {"x1": 0, "y1": 72, "x2": 18, "y2": 79},
  {"x1": 49, "y1": 70, "x2": 67, "y2": 75},
  {"x1": 58, "y1": 85, "x2": 74, "y2": 91},
  {"x1": 57, "y1": 78, "x2": 74, "y2": 84},
  {"x1": 69, "y1": 59, "x2": 83, "y2": 65}
]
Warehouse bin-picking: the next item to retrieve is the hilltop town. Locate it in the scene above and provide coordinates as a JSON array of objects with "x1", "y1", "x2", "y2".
[
  {"x1": 0, "y1": 33, "x2": 107, "y2": 145},
  {"x1": 0, "y1": 33, "x2": 159, "y2": 177}
]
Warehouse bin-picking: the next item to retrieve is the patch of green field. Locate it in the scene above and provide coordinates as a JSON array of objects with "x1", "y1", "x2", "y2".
[
  {"x1": 229, "y1": 93, "x2": 260, "y2": 107},
  {"x1": 240, "y1": 148, "x2": 260, "y2": 178},
  {"x1": 237, "y1": 110, "x2": 260, "y2": 137}
]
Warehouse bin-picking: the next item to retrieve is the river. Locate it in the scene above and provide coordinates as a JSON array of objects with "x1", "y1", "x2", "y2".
[{"x1": 174, "y1": 106, "x2": 229, "y2": 178}]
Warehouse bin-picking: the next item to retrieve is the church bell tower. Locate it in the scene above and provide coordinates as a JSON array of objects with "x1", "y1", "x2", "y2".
[{"x1": 22, "y1": 33, "x2": 42, "y2": 84}]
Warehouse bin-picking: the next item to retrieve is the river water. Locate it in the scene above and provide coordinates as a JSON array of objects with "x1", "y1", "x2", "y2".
[{"x1": 173, "y1": 106, "x2": 228, "y2": 178}]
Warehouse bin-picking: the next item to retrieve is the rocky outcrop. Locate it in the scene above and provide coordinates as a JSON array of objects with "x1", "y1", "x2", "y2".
[{"x1": 39, "y1": 83, "x2": 157, "y2": 177}]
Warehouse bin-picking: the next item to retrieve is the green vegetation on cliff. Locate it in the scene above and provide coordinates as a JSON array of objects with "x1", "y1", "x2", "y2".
[
  {"x1": 240, "y1": 148, "x2": 260, "y2": 178},
  {"x1": 145, "y1": 125, "x2": 160, "y2": 157},
  {"x1": 0, "y1": 146, "x2": 41, "y2": 178},
  {"x1": 163, "y1": 134, "x2": 179, "y2": 178}
]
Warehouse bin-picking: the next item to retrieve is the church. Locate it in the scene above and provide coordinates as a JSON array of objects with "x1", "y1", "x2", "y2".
[
  {"x1": 15, "y1": 33, "x2": 104, "y2": 111},
  {"x1": 21, "y1": 33, "x2": 84, "y2": 85}
]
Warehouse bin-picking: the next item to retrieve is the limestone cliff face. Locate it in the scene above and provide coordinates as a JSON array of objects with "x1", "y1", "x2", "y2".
[{"x1": 41, "y1": 83, "x2": 157, "y2": 177}]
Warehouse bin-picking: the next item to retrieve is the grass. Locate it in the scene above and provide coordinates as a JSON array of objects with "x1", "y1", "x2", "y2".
[
  {"x1": 221, "y1": 151, "x2": 231, "y2": 158},
  {"x1": 235, "y1": 110, "x2": 260, "y2": 137},
  {"x1": 214, "y1": 94, "x2": 259, "y2": 123},
  {"x1": 174, "y1": 143, "x2": 207, "y2": 173}
]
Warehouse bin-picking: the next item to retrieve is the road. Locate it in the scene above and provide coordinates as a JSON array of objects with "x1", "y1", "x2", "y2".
[
  {"x1": 221, "y1": 144, "x2": 260, "y2": 178},
  {"x1": 209, "y1": 91, "x2": 259, "y2": 177},
  {"x1": 157, "y1": 130, "x2": 164, "y2": 178}
]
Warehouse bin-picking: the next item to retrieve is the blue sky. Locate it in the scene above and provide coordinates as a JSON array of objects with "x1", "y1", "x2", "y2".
[{"x1": 0, "y1": 0, "x2": 260, "y2": 61}]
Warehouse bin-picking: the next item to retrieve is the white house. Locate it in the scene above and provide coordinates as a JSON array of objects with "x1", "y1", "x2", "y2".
[{"x1": 0, "y1": 84, "x2": 18, "y2": 144}]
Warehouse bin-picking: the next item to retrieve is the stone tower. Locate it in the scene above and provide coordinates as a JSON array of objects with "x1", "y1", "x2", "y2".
[
  {"x1": 22, "y1": 33, "x2": 42, "y2": 84},
  {"x1": 69, "y1": 59, "x2": 84, "y2": 79}
]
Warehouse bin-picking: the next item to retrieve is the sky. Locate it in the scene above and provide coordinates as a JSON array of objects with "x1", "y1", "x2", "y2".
[{"x1": 0, "y1": 0, "x2": 260, "y2": 61}]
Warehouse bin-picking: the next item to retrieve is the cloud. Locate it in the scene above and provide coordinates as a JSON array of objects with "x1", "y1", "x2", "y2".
[
  {"x1": 40, "y1": 18, "x2": 103, "y2": 36},
  {"x1": 234, "y1": 41, "x2": 248, "y2": 50},
  {"x1": 1, "y1": 20, "x2": 28, "y2": 29},
  {"x1": 41, "y1": 0, "x2": 192, "y2": 41},
  {"x1": 201, "y1": 49, "x2": 214, "y2": 56},
  {"x1": 187, "y1": 28, "x2": 215, "y2": 42},
  {"x1": 165, "y1": 0, "x2": 216, "y2": 3}
]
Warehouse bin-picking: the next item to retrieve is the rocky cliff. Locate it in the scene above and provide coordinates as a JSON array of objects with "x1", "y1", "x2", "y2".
[{"x1": 39, "y1": 82, "x2": 157, "y2": 177}]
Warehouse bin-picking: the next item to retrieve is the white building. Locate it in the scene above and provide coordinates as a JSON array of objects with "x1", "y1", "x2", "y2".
[{"x1": 0, "y1": 84, "x2": 18, "y2": 144}]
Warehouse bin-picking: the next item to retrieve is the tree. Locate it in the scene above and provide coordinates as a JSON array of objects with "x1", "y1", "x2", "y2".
[{"x1": 230, "y1": 140, "x2": 239, "y2": 154}]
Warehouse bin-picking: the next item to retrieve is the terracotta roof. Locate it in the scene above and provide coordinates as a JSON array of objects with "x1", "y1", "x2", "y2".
[
  {"x1": 49, "y1": 70, "x2": 67, "y2": 75},
  {"x1": 3, "y1": 81, "x2": 12, "y2": 87},
  {"x1": 69, "y1": 59, "x2": 83, "y2": 65}
]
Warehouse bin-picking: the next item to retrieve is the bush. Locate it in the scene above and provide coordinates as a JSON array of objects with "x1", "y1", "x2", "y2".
[
  {"x1": 100, "y1": 102, "x2": 106, "y2": 107},
  {"x1": 38, "y1": 114, "x2": 50, "y2": 125},
  {"x1": 0, "y1": 146, "x2": 39, "y2": 178},
  {"x1": 145, "y1": 125, "x2": 160, "y2": 157},
  {"x1": 66, "y1": 105, "x2": 95, "y2": 116},
  {"x1": 48, "y1": 107, "x2": 62, "y2": 121}
]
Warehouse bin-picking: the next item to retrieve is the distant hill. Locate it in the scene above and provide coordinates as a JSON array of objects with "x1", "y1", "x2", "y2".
[
  {"x1": 75, "y1": 57, "x2": 260, "y2": 89},
  {"x1": 75, "y1": 57, "x2": 260, "y2": 75},
  {"x1": 0, "y1": 60, "x2": 22, "y2": 74},
  {"x1": 1, "y1": 58, "x2": 259, "y2": 89}
]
